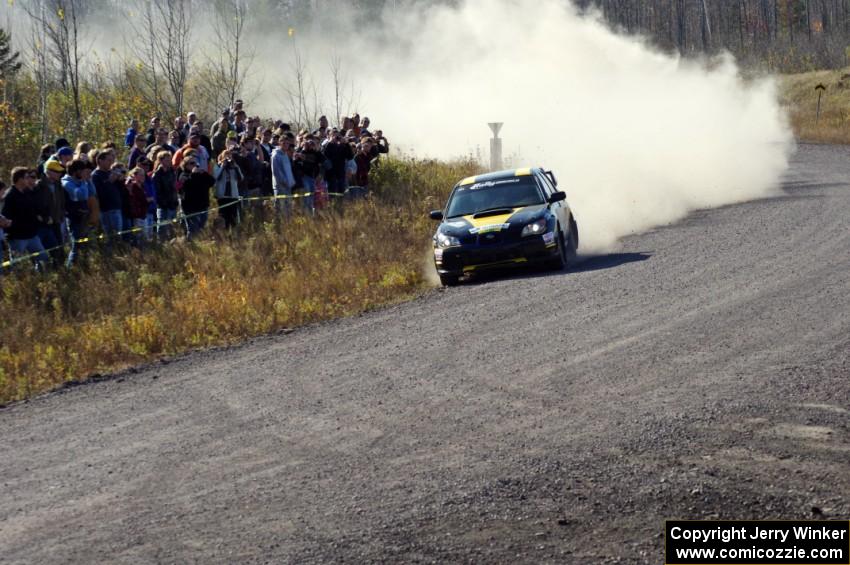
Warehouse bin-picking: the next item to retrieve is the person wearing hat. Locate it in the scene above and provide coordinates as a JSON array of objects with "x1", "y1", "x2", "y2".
[
  {"x1": 43, "y1": 146, "x2": 74, "y2": 175},
  {"x1": 225, "y1": 130, "x2": 238, "y2": 152},
  {"x1": 62, "y1": 159, "x2": 95, "y2": 265},
  {"x1": 32, "y1": 160, "x2": 68, "y2": 266}
]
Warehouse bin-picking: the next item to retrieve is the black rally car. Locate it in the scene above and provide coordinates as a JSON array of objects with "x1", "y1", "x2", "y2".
[{"x1": 429, "y1": 167, "x2": 579, "y2": 286}]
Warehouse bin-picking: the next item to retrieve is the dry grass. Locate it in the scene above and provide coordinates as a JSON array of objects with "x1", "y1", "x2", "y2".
[
  {"x1": 6, "y1": 70, "x2": 839, "y2": 405},
  {"x1": 780, "y1": 68, "x2": 850, "y2": 143},
  {"x1": 0, "y1": 158, "x2": 480, "y2": 404}
]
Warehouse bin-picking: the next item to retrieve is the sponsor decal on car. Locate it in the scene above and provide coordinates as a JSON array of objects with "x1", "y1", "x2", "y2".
[
  {"x1": 467, "y1": 178, "x2": 521, "y2": 190},
  {"x1": 542, "y1": 232, "x2": 556, "y2": 245},
  {"x1": 469, "y1": 223, "x2": 510, "y2": 234}
]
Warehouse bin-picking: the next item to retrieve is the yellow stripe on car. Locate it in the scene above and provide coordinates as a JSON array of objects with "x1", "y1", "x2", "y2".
[
  {"x1": 513, "y1": 167, "x2": 532, "y2": 176},
  {"x1": 459, "y1": 175, "x2": 478, "y2": 186},
  {"x1": 463, "y1": 258, "x2": 528, "y2": 272},
  {"x1": 462, "y1": 207, "x2": 525, "y2": 229}
]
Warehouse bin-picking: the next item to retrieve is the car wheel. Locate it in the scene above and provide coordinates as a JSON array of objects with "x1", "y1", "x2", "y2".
[
  {"x1": 548, "y1": 226, "x2": 567, "y2": 271},
  {"x1": 565, "y1": 218, "x2": 578, "y2": 267},
  {"x1": 439, "y1": 273, "x2": 460, "y2": 286}
]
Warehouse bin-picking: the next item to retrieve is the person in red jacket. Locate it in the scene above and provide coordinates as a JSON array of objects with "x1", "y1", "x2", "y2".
[
  {"x1": 353, "y1": 138, "x2": 375, "y2": 190},
  {"x1": 125, "y1": 167, "x2": 150, "y2": 246}
]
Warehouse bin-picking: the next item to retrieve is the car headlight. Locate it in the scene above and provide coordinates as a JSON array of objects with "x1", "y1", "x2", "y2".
[
  {"x1": 435, "y1": 231, "x2": 461, "y2": 248},
  {"x1": 521, "y1": 218, "x2": 548, "y2": 237}
]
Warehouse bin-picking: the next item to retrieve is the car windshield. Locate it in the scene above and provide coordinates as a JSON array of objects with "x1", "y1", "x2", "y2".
[{"x1": 446, "y1": 176, "x2": 544, "y2": 218}]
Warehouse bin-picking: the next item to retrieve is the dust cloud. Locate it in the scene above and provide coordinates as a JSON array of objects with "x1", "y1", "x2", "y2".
[
  {"x1": 7, "y1": 0, "x2": 794, "y2": 252},
  {"x1": 268, "y1": 0, "x2": 793, "y2": 252}
]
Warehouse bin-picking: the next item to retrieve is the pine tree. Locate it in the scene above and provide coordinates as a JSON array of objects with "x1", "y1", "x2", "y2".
[{"x1": 0, "y1": 28, "x2": 22, "y2": 80}]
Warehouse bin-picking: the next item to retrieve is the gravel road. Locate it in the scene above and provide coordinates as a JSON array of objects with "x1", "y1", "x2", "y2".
[{"x1": 2, "y1": 143, "x2": 849, "y2": 564}]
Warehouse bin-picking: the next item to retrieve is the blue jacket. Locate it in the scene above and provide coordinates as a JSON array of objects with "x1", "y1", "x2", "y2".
[
  {"x1": 61, "y1": 175, "x2": 93, "y2": 202},
  {"x1": 125, "y1": 127, "x2": 137, "y2": 148},
  {"x1": 271, "y1": 148, "x2": 295, "y2": 192}
]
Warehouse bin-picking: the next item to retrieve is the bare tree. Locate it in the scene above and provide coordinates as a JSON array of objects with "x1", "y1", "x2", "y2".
[
  {"x1": 123, "y1": 0, "x2": 192, "y2": 117},
  {"x1": 127, "y1": 0, "x2": 162, "y2": 113},
  {"x1": 282, "y1": 46, "x2": 320, "y2": 130},
  {"x1": 26, "y1": 14, "x2": 51, "y2": 142},
  {"x1": 210, "y1": 0, "x2": 255, "y2": 108},
  {"x1": 328, "y1": 50, "x2": 361, "y2": 129},
  {"x1": 155, "y1": 0, "x2": 192, "y2": 116},
  {"x1": 21, "y1": 0, "x2": 85, "y2": 134},
  {"x1": 329, "y1": 51, "x2": 344, "y2": 128}
]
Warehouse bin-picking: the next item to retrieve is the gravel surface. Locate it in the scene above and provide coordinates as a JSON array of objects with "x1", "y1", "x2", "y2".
[{"x1": 2, "y1": 143, "x2": 849, "y2": 564}]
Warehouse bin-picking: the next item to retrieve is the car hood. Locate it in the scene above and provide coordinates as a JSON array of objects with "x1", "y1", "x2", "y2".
[{"x1": 439, "y1": 204, "x2": 548, "y2": 236}]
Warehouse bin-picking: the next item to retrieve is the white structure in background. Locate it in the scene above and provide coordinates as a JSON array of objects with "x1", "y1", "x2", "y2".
[{"x1": 488, "y1": 122, "x2": 503, "y2": 172}]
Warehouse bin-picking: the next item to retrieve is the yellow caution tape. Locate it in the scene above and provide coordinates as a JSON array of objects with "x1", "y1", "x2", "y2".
[{"x1": 1, "y1": 191, "x2": 354, "y2": 269}]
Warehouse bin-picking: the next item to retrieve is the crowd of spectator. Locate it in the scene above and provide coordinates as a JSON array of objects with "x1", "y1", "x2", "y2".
[{"x1": 0, "y1": 100, "x2": 390, "y2": 270}]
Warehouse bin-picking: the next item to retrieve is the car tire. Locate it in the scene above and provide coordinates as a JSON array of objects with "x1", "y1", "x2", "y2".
[
  {"x1": 439, "y1": 273, "x2": 460, "y2": 286},
  {"x1": 565, "y1": 218, "x2": 578, "y2": 267},
  {"x1": 548, "y1": 226, "x2": 567, "y2": 271}
]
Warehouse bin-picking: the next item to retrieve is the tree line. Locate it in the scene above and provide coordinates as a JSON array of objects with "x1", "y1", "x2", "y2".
[{"x1": 578, "y1": 0, "x2": 850, "y2": 70}]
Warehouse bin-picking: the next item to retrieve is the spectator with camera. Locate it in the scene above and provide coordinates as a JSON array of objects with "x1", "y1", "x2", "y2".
[
  {"x1": 293, "y1": 135, "x2": 322, "y2": 213},
  {"x1": 354, "y1": 138, "x2": 375, "y2": 190},
  {"x1": 213, "y1": 149, "x2": 244, "y2": 229},
  {"x1": 178, "y1": 156, "x2": 214, "y2": 239},
  {"x1": 233, "y1": 135, "x2": 262, "y2": 197},
  {"x1": 374, "y1": 130, "x2": 390, "y2": 156}
]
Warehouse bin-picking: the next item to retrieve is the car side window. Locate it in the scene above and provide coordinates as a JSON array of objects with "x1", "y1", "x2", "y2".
[{"x1": 536, "y1": 173, "x2": 555, "y2": 197}]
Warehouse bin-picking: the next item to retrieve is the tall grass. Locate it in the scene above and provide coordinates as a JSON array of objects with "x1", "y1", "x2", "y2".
[
  {"x1": 780, "y1": 69, "x2": 850, "y2": 143},
  {"x1": 0, "y1": 158, "x2": 480, "y2": 404}
]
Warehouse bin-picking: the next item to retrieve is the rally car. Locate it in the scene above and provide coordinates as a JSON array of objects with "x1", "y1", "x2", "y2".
[{"x1": 429, "y1": 167, "x2": 579, "y2": 286}]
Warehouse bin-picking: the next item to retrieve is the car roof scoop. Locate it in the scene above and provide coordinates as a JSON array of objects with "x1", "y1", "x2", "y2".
[{"x1": 472, "y1": 208, "x2": 514, "y2": 219}]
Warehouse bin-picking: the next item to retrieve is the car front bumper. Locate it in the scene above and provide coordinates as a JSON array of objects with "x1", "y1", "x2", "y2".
[{"x1": 434, "y1": 235, "x2": 558, "y2": 276}]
